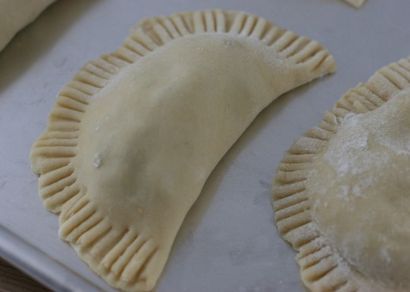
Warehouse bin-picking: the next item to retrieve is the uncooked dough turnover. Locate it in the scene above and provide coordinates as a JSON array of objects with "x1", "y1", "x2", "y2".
[
  {"x1": 273, "y1": 56, "x2": 410, "y2": 292},
  {"x1": 31, "y1": 10, "x2": 336, "y2": 291}
]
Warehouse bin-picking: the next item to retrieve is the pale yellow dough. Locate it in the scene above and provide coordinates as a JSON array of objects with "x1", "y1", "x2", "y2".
[
  {"x1": 31, "y1": 10, "x2": 336, "y2": 291},
  {"x1": 273, "y1": 57, "x2": 410, "y2": 292}
]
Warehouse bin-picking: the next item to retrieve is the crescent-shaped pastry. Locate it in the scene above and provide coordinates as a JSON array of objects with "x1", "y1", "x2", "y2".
[
  {"x1": 273, "y1": 56, "x2": 410, "y2": 292},
  {"x1": 31, "y1": 10, "x2": 335, "y2": 291}
]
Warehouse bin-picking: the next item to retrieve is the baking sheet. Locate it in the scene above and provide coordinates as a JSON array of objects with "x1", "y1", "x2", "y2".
[{"x1": 0, "y1": 0, "x2": 409, "y2": 291}]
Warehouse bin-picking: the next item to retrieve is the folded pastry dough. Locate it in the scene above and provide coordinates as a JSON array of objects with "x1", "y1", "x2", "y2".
[
  {"x1": 31, "y1": 10, "x2": 336, "y2": 291},
  {"x1": 0, "y1": 0, "x2": 54, "y2": 52},
  {"x1": 273, "y1": 56, "x2": 410, "y2": 292},
  {"x1": 344, "y1": 0, "x2": 366, "y2": 8}
]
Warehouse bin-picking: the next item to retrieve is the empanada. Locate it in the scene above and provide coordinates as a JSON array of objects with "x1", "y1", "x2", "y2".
[
  {"x1": 273, "y1": 57, "x2": 410, "y2": 291},
  {"x1": 31, "y1": 10, "x2": 336, "y2": 291}
]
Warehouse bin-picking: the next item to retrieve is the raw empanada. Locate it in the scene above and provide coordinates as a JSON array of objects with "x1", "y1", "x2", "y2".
[
  {"x1": 273, "y1": 56, "x2": 410, "y2": 292},
  {"x1": 31, "y1": 10, "x2": 336, "y2": 291},
  {"x1": 344, "y1": 0, "x2": 366, "y2": 8}
]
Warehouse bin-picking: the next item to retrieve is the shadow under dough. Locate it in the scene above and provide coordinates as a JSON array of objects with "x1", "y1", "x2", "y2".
[{"x1": 0, "y1": 0, "x2": 100, "y2": 94}]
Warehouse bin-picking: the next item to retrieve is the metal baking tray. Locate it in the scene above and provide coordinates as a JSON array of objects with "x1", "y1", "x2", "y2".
[{"x1": 0, "y1": 0, "x2": 408, "y2": 291}]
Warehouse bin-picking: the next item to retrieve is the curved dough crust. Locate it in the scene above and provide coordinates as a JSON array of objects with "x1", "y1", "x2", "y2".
[
  {"x1": 273, "y1": 56, "x2": 410, "y2": 292},
  {"x1": 31, "y1": 10, "x2": 336, "y2": 291}
]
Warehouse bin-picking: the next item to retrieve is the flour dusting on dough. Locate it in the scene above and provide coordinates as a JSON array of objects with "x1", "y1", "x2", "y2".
[
  {"x1": 380, "y1": 247, "x2": 392, "y2": 264},
  {"x1": 325, "y1": 113, "x2": 370, "y2": 176},
  {"x1": 93, "y1": 153, "x2": 103, "y2": 168},
  {"x1": 351, "y1": 176, "x2": 373, "y2": 197}
]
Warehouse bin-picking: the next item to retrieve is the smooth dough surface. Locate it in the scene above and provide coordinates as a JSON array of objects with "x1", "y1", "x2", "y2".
[
  {"x1": 0, "y1": 0, "x2": 54, "y2": 52},
  {"x1": 273, "y1": 57, "x2": 410, "y2": 292},
  {"x1": 31, "y1": 10, "x2": 336, "y2": 292},
  {"x1": 79, "y1": 33, "x2": 323, "y2": 229}
]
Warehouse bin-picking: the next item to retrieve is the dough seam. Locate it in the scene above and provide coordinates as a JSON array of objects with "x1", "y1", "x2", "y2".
[{"x1": 272, "y1": 56, "x2": 410, "y2": 291}]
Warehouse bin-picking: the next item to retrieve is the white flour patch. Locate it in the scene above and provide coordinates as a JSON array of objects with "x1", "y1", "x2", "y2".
[{"x1": 93, "y1": 153, "x2": 103, "y2": 168}]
